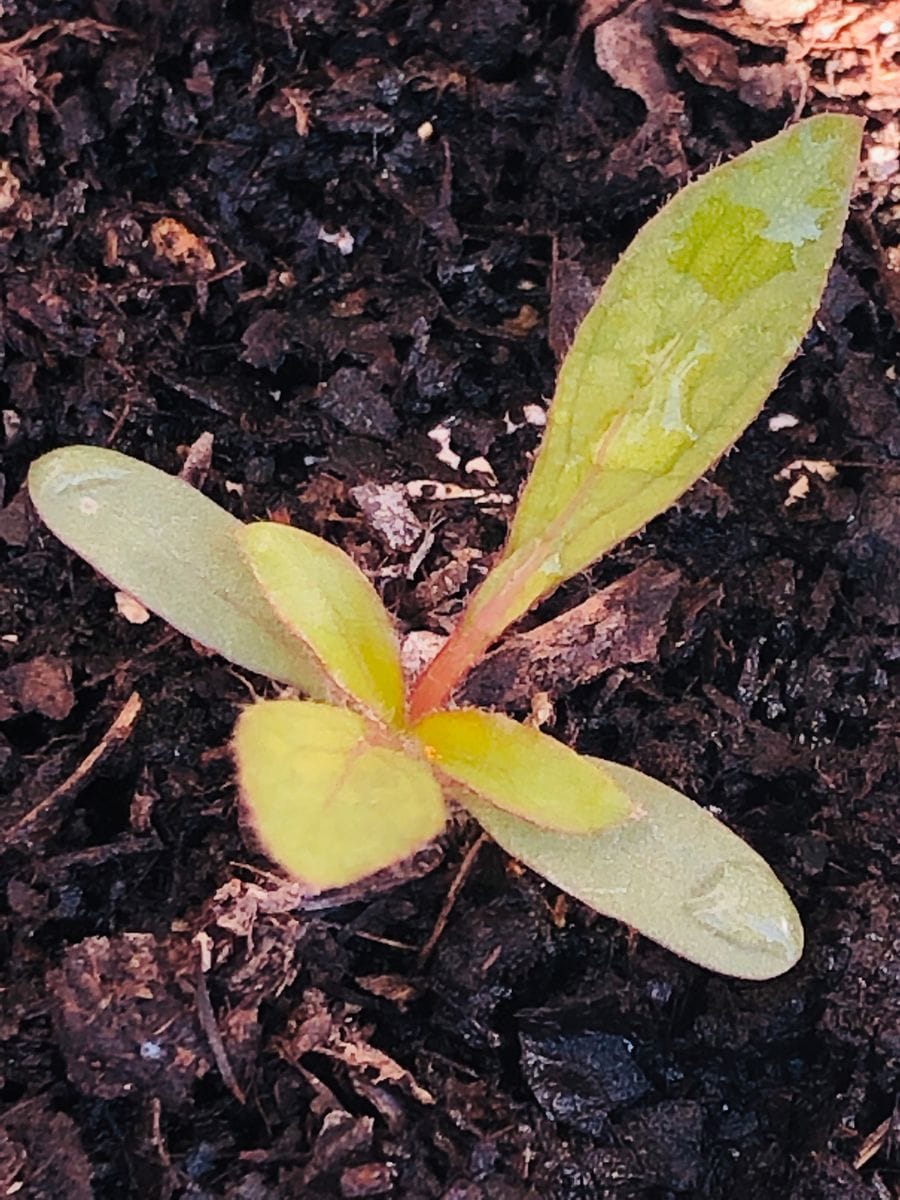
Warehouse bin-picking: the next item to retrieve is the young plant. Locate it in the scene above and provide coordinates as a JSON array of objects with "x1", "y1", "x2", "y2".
[{"x1": 28, "y1": 115, "x2": 861, "y2": 980}]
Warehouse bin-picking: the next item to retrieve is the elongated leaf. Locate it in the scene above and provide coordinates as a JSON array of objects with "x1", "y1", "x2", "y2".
[
  {"x1": 239, "y1": 522, "x2": 406, "y2": 726},
  {"x1": 437, "y1": 115, "x2": 861, "y2": 668},
  {"x1": 462, "y1": 762, "x2": 803, "y2": 980},
  {"x1": 28, "y1": 446, "x2": 329, "y2": 696},
  {"x1": 415, "y1": 708, "x2": 630, "y2": 832},
  {"x1": 234, "y1": 700, "x2": 446, "y2": 888}
]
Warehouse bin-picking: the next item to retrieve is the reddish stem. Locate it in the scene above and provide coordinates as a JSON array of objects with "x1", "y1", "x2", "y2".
[
  {"x1": 407, "y1": 620, "x2": 490, "y2": 722},
  {"x1": 408, "y1": 540, "x2": 549, "y2": 722},
  {"x1": 410, "y1": 415, "x2": 629, "y2": 721}
]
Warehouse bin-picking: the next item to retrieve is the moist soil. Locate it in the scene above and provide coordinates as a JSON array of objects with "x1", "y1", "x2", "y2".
[{"x1": 1, "y1": 3, "x2": 898, "y2": 1198}]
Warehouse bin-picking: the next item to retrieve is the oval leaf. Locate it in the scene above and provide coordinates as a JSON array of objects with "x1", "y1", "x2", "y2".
[
  {"x1": 415, "y1": 709, "x2": 631, "y2": 833},
  {"x1": 239, "y1": 522, "x2": 406, "y2": 726},
  {"x1": 435, "y1": 115, "x2": 861, "y2": 669},
  {"x1": 234, "y1": 700, "x2": 446, "y2": 889},
  {"x1": 28, "y1": 447, "x2": 329, "y2": 695},
  {"x1": 462, "y1": 761, "x2": 803, "y2": 980}
]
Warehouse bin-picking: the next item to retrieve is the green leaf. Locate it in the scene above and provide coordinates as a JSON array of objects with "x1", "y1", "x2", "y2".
[
  {"x1": 442, "y1": 115, "x2": 862, "y2": 661},
  {"x1": 239, "y1": 522, "x2": 406, "y2": 726},
  {"x1": 28, "y1": 446, "x2": 330, "y2": 696},
  {"x1": 234, "y1": 699, "x2": 447, "y2": 889},
  {"x1": 415, "y1": 708, "x2": 631, "y2": 833},
  {"x1": 462, "y1": 761, "x2": 804, "y2": 980}
]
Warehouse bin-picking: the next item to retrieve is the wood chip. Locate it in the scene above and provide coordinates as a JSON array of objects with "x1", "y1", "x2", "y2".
[
  {"x1": 355, "y1": 974, "x2": 421, "y2": 1006},
  {"x1": 114, "y1": 591, "x2": 151, "y2": 624},
  {"x1": 462, "y1": 562, "x2": 681, "y2": 709},
  {"x1": 351, "y1": 481, "x2": 424, "y2": 552},
  {"x1": 178, "y1": 430, "x2": 214, "y2": 487},
  {"x1": 666, "y1": 0, "x2": 900, "y2": 112},
  {"x1": 0, "y1": 654, "x2": 74, "y2": 721},
  {"x1": 150, "y1": 217, "x2": 215, "y2": 272}
]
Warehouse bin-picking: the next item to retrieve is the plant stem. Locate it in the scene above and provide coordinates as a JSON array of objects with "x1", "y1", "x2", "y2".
[
  {"x1": 408, "y1": 541, "x2": 549, "y2": 721},
  {"x1": 407, "y1": 620, "x2": 489, "y2": 721}
]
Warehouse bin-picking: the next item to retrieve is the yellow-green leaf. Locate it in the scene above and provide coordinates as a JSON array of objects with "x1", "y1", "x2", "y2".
[
  {"x1": 445, "y1": 115, "x2": 861, "y2": 660},
  {"x1": 28, "y1": 446, "x2": 330, "y2": 696},
  {"x1": 234, "y1": 700, "x2": 447, "y2": 889},
  {"x1": 415, "y1": 708, "x2": 631, "y2": 833},
  {"x1": 463, "y1": 761, "x2": 804, "y2": 980},
  {"x1": 239, "y1": 522, "x2": 406, "y2": 726}
]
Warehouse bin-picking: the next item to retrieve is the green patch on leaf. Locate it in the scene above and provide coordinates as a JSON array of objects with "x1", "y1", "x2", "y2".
[
  {"x1": 414, "y1": 115, "x2": 862, "y2": 702},
  {"x1": 667, "y1": 195, "x2": 795, "y2": 301}
]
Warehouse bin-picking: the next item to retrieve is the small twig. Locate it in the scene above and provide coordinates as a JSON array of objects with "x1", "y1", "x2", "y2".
[
  {"x1": 36, "y1": 832, "x2": 160, "y2": 878},
  {"x1": 149, "y1": 1097, "x2": 172, "y2": 1168},
  {"x1": 417, "y1": 833, "x2": 488, "y2": 967},
  {"x1": 349, "y1": 930, "x2": 419, "y2": 952},
  {"x1": 194, "y1": 962, "x2": 247, "y2": 1106},
  {"x1": 9, "y1": 691, "x2": 142, "y2": 846},
  {"x1": 0, "y1": 18, "x2": 125, "y2": 53},
  {"x1": 143, "y1": 260, "x2": 246, "y2": 291},
  {"x1": 855, "y1": 1114, "x2": 893, "y2": 1170}
]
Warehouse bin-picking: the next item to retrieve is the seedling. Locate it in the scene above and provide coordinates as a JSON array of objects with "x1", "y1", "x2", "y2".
[{"x1": 28, "y1": 115, "x2": 860, "y2": 979}]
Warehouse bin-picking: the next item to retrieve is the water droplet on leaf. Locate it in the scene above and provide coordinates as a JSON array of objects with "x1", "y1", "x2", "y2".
[{"x1": 685, "y1": 860, "x2": 802, "y2": 960}]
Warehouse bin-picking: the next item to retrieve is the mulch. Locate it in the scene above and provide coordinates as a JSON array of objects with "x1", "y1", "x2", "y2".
[{"x1": 1, "y1": 2, "x2": 898, "y2": 1196}]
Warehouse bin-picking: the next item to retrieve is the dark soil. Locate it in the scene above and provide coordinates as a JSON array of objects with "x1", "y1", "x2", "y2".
[{"x1": 1, "y1": 2, "x2": 898, "y2": 1197}]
